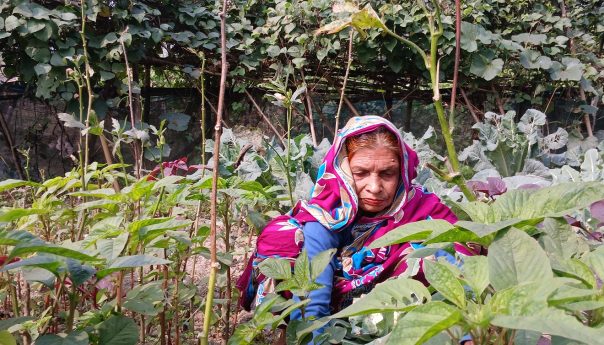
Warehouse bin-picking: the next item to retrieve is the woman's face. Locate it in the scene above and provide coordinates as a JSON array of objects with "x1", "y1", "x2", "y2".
[{"x1": 348, "y1": 145, "x2": 400, "y2": 214}]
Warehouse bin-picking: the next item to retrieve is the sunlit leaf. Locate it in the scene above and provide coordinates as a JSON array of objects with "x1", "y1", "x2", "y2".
[
  {"x1": 488, "y1": 228, "x2": 552, "y2": 291},
  {"x1": 332, "y1": 277, "x2": 430, "y2": 318},
  {"x1": 368, "y1": 220, "x2": 453, "y2": 249},
  {"x1": 259, "y1": 258, "x2": 292, "y2": 280},
  {"x1": 424, "y1": 260, "x2": 466, "y2": 309},
  {"x1": 386, "y1": 301, "x2": 461, "y2": 345}
]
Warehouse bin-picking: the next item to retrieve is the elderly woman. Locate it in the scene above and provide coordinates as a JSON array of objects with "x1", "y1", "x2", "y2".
[{"x1": 237, "y1": 116, "x2": 468, "y2": 333}]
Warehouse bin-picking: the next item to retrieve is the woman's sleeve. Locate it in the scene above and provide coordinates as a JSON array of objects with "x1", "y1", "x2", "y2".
[{"x1": 290, "y1": 222, "x2": 343, "y2": 320}]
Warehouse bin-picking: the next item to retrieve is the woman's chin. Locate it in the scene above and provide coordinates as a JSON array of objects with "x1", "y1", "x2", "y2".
[{"x1": 359, "y1": 203, "x2": 387, "y2": 214}]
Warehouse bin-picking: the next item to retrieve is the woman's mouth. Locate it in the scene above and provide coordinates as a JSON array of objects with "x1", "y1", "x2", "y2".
[{"x1": 362, "y1": 199, "x2": 384, "y2": 206}]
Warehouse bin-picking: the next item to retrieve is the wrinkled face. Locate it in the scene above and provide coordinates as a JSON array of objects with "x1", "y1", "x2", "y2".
[{"x1": 348, "y1": 145, "x2": 400, "y2": 214}]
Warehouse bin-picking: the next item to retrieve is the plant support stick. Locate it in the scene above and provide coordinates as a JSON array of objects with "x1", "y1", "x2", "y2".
[{"x1": 200, "y1": 0, "x2": 229, "y2": 343}]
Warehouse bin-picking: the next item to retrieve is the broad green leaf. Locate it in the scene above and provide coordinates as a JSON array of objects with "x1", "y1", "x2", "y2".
[
  {"x1": 551, "y1": 258, "x2": 597, "y2": 288},
  {"x1": 458, "y1": 182, "x2": 604, "y2": 224},
  {"x1": 0, "y1": 208, "x2": 47, "y2": 222},
  {"x1": 310, "y1": 248, "x2": 336, "y2": 280},
  {"x1": 270, "y1": 299, "x2": 310, "y2": 329},
  {"x1": 331, "y1": 277, "x2": 430, "y2": 318},
  {"x1": 108, "y1": 255, "x2": 170, "y2": 268},
  {"x1": 0, "y1": 230, "x2": 36, "y2": 246},
  {"x1": 491, "y1": 310, "x2": 604, "y2": 345},
  {"x1": 4, "y1": 15, "x2": 20, "y2": 31},
  {"x1": 386, "y1": 301, "x2": 461, "y2": 345},
  {"x1": 9, "y1": 241, "x2": 100, "y2": 262},
  {"x1": 424, "y1": 260, "x2": 466, "y2": 309},
  {"x1": 99, "y1": 70, "x2": 115, "y2": 81},
  {"x1": 69, "y1": 188, "x2": 117, "y2": 198},
  {"x1": 488, "y1": 280, "x2": 555, "y2": 316},
  {"x1": 424, "y1": 226, "x2": 484, "y2": 245},
  {"x1": 369, "y1": 220, "x2": 453, "y2": 249},
  {"x1": 97, "y1": 255, "x2": 171, "y2": 279},
  {"x1": 137, "y1": 218, "x2": 191, "y2": 243},
  {"x1": 461, "y1": 256, "x2": 489, "y2": 298},
  {"x1": 0, "y1": 330, "x2": 16, "y2": 345},
  {"x1": 585, "y1": 246, "x2": 604, "y2": 281},
  {"x1": 513, "y1": 330, "x2": 542, "y2": 345},
  {"x1": 74, "y1": 199, "x2": 120, "y2": 212},
  {"x1": 549, "y1": 284, "x2": 600, "y2": 308},
  {"x1": 57, "y1": 112, "x2": 85, "y2": 130},
  {"x1": 22, "y1": 267, "x2": 55, "y2": 287},
  {"x1": 460, "y1": 22, "x2": 478, "y2": 52},
  {"x1": 540, "y1": 218, "x2": 587, "y2": 260},
  {"x1": 228, "y1": 295, "x2": 288, "y2": 345},
  {"x1": 34, "y1": 63, "x2": 51, "y2": 75},
  {"x1": 580, "y1": 149, "x2": 600, "y2": 181},
  {"x1": 0, "y1": 255, "x2": 62, "y2": 275},
  {"x1": 314, "y1": 19, "x2": 352, "y2": 36},
  {"x1": 152, "y1": 175, "x2": 184, "y2": 190},
  {"x1": 97, "y1": 233, "x2": 129, "y2": 261},
  {"x1": 470, "y1": 55, "x2": 503, "y2": 81},
  {"x1": 159, "y1": 112, "x2": 191, "y2": 132},
  {"x1": 557, "y1": 300, "x2": 604, "y2": 312},
  {"x1": 488, "y1": 228, "x2": 552, "y2": 291},
  {"x1": 98, "y1": 315, "x2": 139, "y2": 345},
  {"x1": 123, "y1": 282, "x2": 164, "y2": 316},
  {"x1": 315, "y1": 4, "x2": 384, "y2": 39},
  {"x1": 0, "y1": 179, "x2": 39, "y2": 192},
  {"x1": 350, "y1": 5, "x2": 386, "y2": 38},
  {"x1": 0, "y1": 317, "x2": 33, "y2": 331},
  {"x1": 36, "y1": 331, "x2": 89, "y2": 345},
  {"x1": 258, "y1": 258, "x2": 292, "y2": 280},
  {"x1": 455, "y1": 219, "x2": 524, "y2": 238},
  {"x1": 293, "y1": 250, "x2": 311, "y2": 289},
  {"x1": 66, "y1": 259, "x2": 95, "y2": 286},
  {"x1": 511, "y1": 33, "x2": 547, "y2": 45}
]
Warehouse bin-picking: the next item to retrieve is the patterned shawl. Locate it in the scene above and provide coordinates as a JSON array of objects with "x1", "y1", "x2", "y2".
[{"x1": 237, "y1": 116, "x2": 461, "y2": 311}]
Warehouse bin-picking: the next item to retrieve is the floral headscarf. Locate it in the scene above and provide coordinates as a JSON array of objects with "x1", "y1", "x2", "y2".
[{"x1": 237, "y1": 116, "x2": 461, "y2": 310}]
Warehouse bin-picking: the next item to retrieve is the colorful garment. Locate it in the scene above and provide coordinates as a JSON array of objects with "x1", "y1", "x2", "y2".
[{"x1": 237, "y1": 116, "x2": 466, "y2": 311}]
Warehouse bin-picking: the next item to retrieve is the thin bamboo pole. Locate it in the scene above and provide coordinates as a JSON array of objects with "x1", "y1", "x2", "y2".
[{"x1": 200, "y1": 0, "x2": 229, "y2": 343}]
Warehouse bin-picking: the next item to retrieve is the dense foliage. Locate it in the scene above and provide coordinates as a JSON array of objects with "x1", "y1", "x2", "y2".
[{"x1": 1, "y1": 0, "x2": 604, "y2": 344}]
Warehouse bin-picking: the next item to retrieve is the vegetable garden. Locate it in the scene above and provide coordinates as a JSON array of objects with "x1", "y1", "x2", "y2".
[{"x1": 1, "y1": 0, "x2": 604, "y2": 344}]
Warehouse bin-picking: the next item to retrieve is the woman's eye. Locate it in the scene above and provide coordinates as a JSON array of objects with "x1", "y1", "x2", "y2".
[{"x1": 353, "y1": 171, "x2": 368, "y2": 178}]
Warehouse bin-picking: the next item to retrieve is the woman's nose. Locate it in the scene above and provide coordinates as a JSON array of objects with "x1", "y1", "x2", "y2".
[{"x1": 366, "y1": 175, "x2": 382, "y2": 193}]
